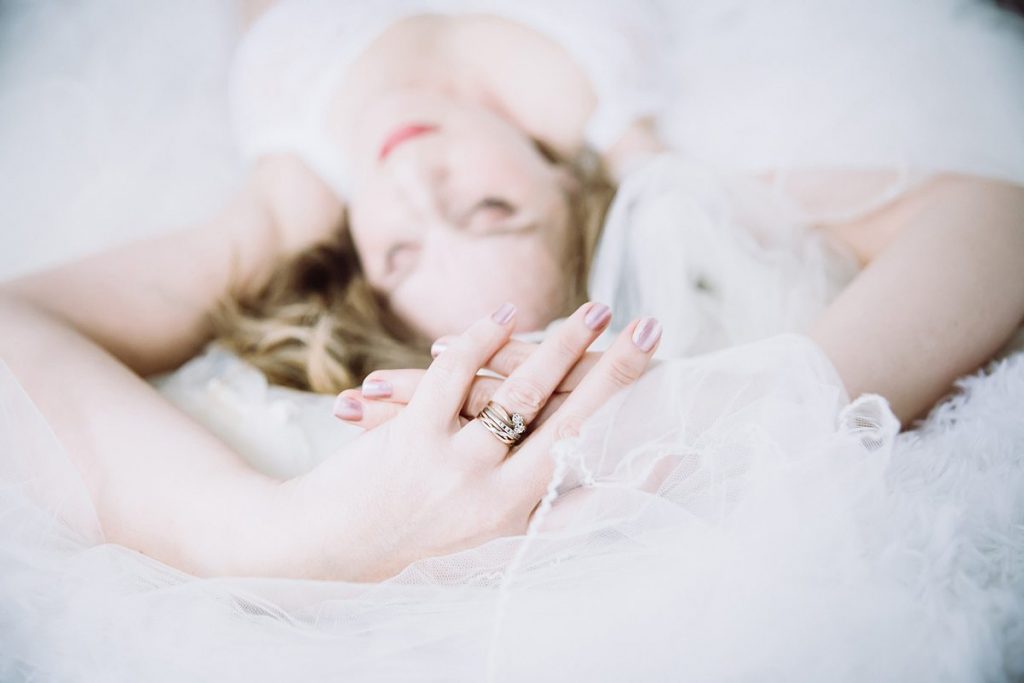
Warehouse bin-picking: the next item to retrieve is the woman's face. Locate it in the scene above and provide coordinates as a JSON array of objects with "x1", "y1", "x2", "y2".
[{"x1": 345, "y1": 98, "x2": 577, "y2": 341}]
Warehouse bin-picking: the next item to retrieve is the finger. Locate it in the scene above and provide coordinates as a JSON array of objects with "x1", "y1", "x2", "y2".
[
  {"x1": 434, "y1": 337, "x2": 601, "y2": 392},
  {"x1": 408, "y1": 302, "x2": 518, "y2": 426},
  {"x1": 460, "y1": 375, "x2": 503, "y2": 419},
  {"x1": 456, "y1": 301, "x2": 612, "y2": 458},
  {"x1": 458, "y1": 373, "x2": 569, "y2": 426},
  {"x1": 332, "y1": 389, "x2": 405, "y2": 428},
  {"x1": 360, "y1": 369, "x2": 522, "y2": 422},
  {"x1": 530, "y1": 393, "x2": 568, "y2": 430},
  {"x1": 503, "y1": 316, "x2": 662, "y2": 499},
  {"x1": 358, "y1": 369, "x2": 427, "y2": 404}
]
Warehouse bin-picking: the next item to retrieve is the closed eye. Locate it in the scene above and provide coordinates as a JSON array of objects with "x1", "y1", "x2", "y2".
[
  {"x1": 477, "y1": 197, "x2": 516, "y2": 215},
  {"x1": 465, "y1": 197, "x2": 517, "y2": 233},
  {"x1": 385, "y1": 242, "x2": 416, "y2": 276}
]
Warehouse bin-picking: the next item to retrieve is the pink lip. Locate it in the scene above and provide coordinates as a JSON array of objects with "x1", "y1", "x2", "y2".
[{"x1": 378, "y1": 123, "x2": 438, "y2": 161}]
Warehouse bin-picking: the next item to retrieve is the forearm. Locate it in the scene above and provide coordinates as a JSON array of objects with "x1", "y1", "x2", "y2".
[
  {"x1": 810, "y1": 175, "x2": 1024, "y2": 424},
  {"x1": 0, "y1": 294, "x2": 302, "y2": 577},
  {"x1": 1, "y1": 154, "x2": 345, "y2": 378},
  {"x1": 2, "y1": 185, "x2": 281, "y2": 377}
]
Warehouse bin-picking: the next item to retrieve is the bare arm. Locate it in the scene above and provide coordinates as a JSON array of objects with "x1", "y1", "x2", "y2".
[
  {"x1": 810, "y1": 174, "x2": 1024, "y2": 425},
  {"x1": 467, "y1": 171, "x2": 1024, "y2": 429},
  {"x1": 0, "y1": 154, "x2": 344, "y2": 575},
  {"x1": 3, "y1": 154, "x2": 343, "y2": 375},
  {"x1": 0, "y1": 152, "x2": 659, "y2": 581}
]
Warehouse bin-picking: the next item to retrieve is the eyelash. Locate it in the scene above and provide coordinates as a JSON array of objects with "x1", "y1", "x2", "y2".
[
  {"x1": 478, "y1": 197, "x2": 515, "y2": 214},
  {"x1": 384, "y1": 244, "x2": 409, "y2": 276}
]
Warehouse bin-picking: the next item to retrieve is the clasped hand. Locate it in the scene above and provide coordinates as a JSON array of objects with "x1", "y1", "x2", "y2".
[{"x1": 280, "y1": 301, "x2": 661, "y2": 582}]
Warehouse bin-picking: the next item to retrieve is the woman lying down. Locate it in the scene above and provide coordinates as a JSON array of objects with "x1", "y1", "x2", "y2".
[{"x1": 2, "y1": 0, "x2": 1024, "y2": 680}]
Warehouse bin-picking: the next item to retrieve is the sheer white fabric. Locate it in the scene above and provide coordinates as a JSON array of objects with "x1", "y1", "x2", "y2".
[
  {"x1": 584, "y1": 152, "x2": 862, "y2": 358},
  {"x1": 228, "y1": 0, "x2": 673, "y2": 198},
  {"x1": 3, "y1": 334, "x2": 1024, "y2": 680},
  {"x1": 3, "y1": 0, "x2": 1024, "y2": 679},
  {"x1": 3, "y1": 150, "x2": 1023, "y2": 678}
]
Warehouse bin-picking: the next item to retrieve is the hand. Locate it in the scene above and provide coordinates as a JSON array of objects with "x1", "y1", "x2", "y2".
[
  {"x1": 278, "y1": 302, "x2": 662, "y2": 582},
  {"x1": 333, "y1": 332, "x2": 621, "y2": 432}
]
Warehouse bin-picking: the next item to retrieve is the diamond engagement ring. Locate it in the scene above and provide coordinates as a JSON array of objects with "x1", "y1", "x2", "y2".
[{"x1": 476, "y1": 400, "x2": 528, "y2": 446}]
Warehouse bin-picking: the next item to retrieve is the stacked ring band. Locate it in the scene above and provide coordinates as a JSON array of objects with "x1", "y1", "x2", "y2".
[{"x1": 476, "y1": 400, "x2": 528, "y2": 446}]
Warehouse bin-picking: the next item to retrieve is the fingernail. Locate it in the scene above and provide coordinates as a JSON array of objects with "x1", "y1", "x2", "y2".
[
  {"x1": 631, "y1": 317, "x2": 662, "y2": 352},
  {"x1": 491, "y1": 302, "x2": 516, "y2": 325},
  {"x1": 430, "y1": 339, "x2": 448, "y2": 357},
  {"x1": 361, "y1": 379, "x2": 392, "y2": 399},
  {"x1": 332, "y1": 395, "x2": 363, "y2": 421},
  {"x1": 583, "y1": 302, "x2": 612, "y2": 331}
]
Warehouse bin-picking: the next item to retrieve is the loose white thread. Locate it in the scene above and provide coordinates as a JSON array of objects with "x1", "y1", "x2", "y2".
[{"x1": 483, "y1": 439, "x2": 575, "y2": 682}]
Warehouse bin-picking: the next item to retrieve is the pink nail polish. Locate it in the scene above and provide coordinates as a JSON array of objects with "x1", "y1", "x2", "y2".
[
  {"x1": 491, "y1": 302, "x2": 516, "y2": 325},
  {"x1": 430, "y1": 340, "x2": 448, "y2": 357},
  {"x1": 361, "y1": 379, "x2": 392, "y2": 399},
  {"x1": 631, "y1": 317, "x2": 662, "y2": 352},
  {"x1": 332, "y1": 395, "x2": 363, "y2": 421},
  {"x1": 583, "y1": 302, "x2": 612, "y2": 331}
]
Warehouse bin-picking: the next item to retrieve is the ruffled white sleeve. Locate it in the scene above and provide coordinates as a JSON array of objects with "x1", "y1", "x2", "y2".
[
  {"x1": 563, "y1": 0, "x2": 675, "y2": 152},
  {"x1": 226, "y1": 0, "x2": 362, "y2": 198}
]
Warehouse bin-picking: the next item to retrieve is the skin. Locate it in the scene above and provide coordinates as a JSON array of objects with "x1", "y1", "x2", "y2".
[
  {"x1": 316, "y1": 11, "x2": 660, "y2": 338},
  {"x1": 344, "y1": 96, "x2": 580, "y2": 336},
  {"x1": 348, "y1": 172, "x2": 1024, "y2": 430},
  {"x1": 0, "y1": 11, "x2": 663, "y2": 580},
  {"x1": 1, "y1": 6, "x2": 1022, "y2": 580}
]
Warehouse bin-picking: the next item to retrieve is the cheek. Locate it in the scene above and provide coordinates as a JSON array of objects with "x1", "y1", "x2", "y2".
[
  {"x1": 347, "y1": 190, "x2": 407, "y2": 284},
  {"x1": 388, "y1": 239, "x2": 568, "y2": 339}
]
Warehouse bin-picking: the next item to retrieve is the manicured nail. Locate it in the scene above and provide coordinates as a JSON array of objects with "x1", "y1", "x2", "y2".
[
  {"x1": 491, "y1": 302, "x2": 516, "y2": 325},
  {"x1": 430, "y1": 340, "x2": 448, "y2": 358},
  {"x1": 361, "y1": 379, "x2": 392, "y2": 399},
  {"x1": 631, "y1": 317, "x2": 662, "y2": 352},
  {"x1": 332, "y1": 395, "x2": 363, "y2": 421},
  {"x1": 583, "y1": 302, "x2": 612, "y2": 331}
]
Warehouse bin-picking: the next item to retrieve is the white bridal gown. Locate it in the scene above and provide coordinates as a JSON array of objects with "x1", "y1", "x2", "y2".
[{"x1": 2, "y1": 0, "x2": 1024, "y2": 681}]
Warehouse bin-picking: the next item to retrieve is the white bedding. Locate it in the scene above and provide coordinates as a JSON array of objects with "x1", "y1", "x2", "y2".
[
  {"x1": 2, "y1": 1, "x2": 1023, "y2": 680},
  {"x1": 2, "y1": 331, "x2": 1022, "y2": 681}
]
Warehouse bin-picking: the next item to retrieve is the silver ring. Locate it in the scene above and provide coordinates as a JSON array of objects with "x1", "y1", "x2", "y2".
[{"x1": 475, "y1": 400, "x2": 528, "y2": 446}]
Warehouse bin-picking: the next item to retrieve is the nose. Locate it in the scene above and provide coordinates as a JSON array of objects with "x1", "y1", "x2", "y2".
[
  {"x1": 390, "y1": 149, "x2": 448, "y2": 222},
  {"x1": 382, "y1": 155, "x2": 463, "y2": 270}
]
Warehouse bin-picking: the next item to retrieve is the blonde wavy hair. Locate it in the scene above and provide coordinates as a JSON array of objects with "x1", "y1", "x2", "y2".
[{"x1": 209, "y1": 144, "x2": 617, "y2": 394}]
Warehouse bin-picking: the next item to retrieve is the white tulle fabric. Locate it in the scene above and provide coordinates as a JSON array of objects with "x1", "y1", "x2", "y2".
[
  {"x1": 3, "y1": 155, "x2": 1024, "y2": 679},
  {"x1": 584, "y1": 153, "x2": 862, "y2": 358},
  {"x1": 3, "y1": 0, "x2": 1024, "y2": 680},
  {"x1": 3, "y1": 333, "x2": 1024, "y2": 681}
]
